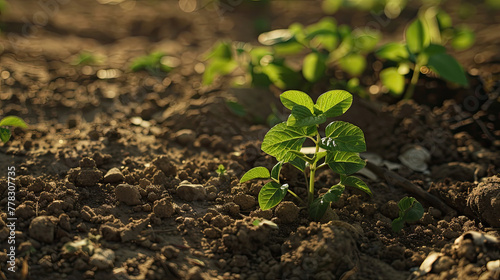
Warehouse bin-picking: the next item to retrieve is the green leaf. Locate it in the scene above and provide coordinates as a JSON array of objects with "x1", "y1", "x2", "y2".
[
  {"x1": 287, "y1": 105, "x2": 326, "y2": 127},
  {"x1": 380, "y1": 67, "x2": 405, "y2": 95},
  {"x1": 302, "y1": 52, "x2": 327, "y2": 83},
  {"x1": 376, "y1": 42, "x2": 409, "y2": 62},
  {"x1": 406, "y1": 18, "x2": 430, "y2": 54},
  {"x1": 202, "y1": 59, "x2": 238, "y2": 85},
  {"x1": 289, "y1": 157, "x2": 307, "y2": 172},
  {"x1": 427, "y1": 53, "x2": 468, "y2": 86},
  {"x1": 326, "y1": 151, "x2": 366, "y2": 175},
  {"x1": 398, "y1": 197, "x2": 424, "y2": 222},
  {"x1": 240, "y1": 167, "x2": 270, "y2": 183},
  {"x1": 205, "y1": 41, "x2": 233, "y2": 60},
  {"x1": 391, "y1": 217, "x2": 405, "y2": 232},
  {"x1": 320, "y1": 121, "x2": 366, "y2": 152},
  {"x1": 226, "y1": 100, "x2": 247, "y2": 117},
  {"x1": 261, "y1": 63, "x2": 301, "y2": 89},
  {"x1": 0, "y1": 116, "x2": 28, "y2": 128},
  {"x1": 0, "y1": 128, "x2": 12, "y2": 143},
  {"x1": 353, "y1": 29, "x2": 381, "y2": 52},
  {"x1": 314, "y1": 90, "x2": 352, "y2": 118},
  {"x1": 258, "y1": 182, "x2": 288, "y2": 210},
  {"x1": 309, "y1": 197, "x2": 330, "y2": 221},
  {"x1": 261, "y1": 122, "x2": 316, "y2": 162},
  {"x1": 339, "y1": 53, "x2": 366, "y2": 76},
  {"x1": 309, "y1": 184, "x2": 344, "y2": 221},
  {"x1": 280, "y1": 90, "x2": 315, "y2": 113},
  {"x1": 323, "y1": 184, "x2": 345, "y2": 202},
  {"x1": 341, "y1": 176, "x2": 371, "y2": 196},
  {"x1": 422, "y1": 44, "x2": 447, "y2": 57},
  {"x1": 286, "y1": 150, "x2": 314, "y2": 165},
  {"x1": 271, "y1": 162, "x2": 283, "y2": 181},
  {"x1": 451, "y1": 27, "x2": 475, "y2": 51},
  {"x1": 322, "y1": 0, "x2": 342, "y2": 14},
  {"x1": 392, "y1": 197, "x2": 424, "y2": 232}
]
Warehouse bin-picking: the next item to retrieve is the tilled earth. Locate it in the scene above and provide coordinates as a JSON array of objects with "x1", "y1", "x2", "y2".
[{"x1": 0, "y1": 1, "x2": 500, "y2": 280}]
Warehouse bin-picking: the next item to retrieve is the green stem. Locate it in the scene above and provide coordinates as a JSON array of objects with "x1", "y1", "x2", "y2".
[
  {"x1": 288, "y1": 189, "x2": 304, "y2": 205},
  {"x1": 404, "y1": 63, "x2": 421, "y2": 100},
  {"x1": 308, "y1": 132, "x2": 321, "y2": 205}
]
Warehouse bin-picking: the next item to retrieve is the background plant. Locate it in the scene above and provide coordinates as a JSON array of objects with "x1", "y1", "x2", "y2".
[
  {"x1": 391, "y1": 196, "x2": 424, "y2": 232},
  {"x1": 376, "y1": 7, "x2": 474, "y2": 99},
  {"x1": 240, "y1": 89, "x2": 371, "y2": 221},
  {"x1": 0, "y1": 116, "x2": 28, "y2": 143},
  {"x1": 203, "y1": 17, "x2": 380, "y2": 91},
  {"x1": 130, "y1": 51, "x2": 179, "y2": 75}
]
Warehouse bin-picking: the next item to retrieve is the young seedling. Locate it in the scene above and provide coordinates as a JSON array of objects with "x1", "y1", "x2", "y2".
[
  {"x1": 130, "y1": 52, "x2": 178, "y2": 75},
  {"x1": 376, "y1": 9, "x2": 473, "y2": 99},
  {"x1": 240, "y1": 90, "x2": 371, "y2": 221},
  {"x1": 0, "y1": 116, "x2": 28, "y2": 143},
  {"x1": 391, "y1": 196, "x2": 424, "y2": 232},
  {"x1": 203, "y1": 17, "x2": 380, "y2": 90},
  {"x1": 216, "y1": 164, "x2": 226, "y2": 177}
]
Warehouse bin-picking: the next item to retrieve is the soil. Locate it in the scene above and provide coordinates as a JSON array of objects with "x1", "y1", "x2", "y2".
[{"x1": 0, "y1": 1, "x2": 499, "y2": 280}]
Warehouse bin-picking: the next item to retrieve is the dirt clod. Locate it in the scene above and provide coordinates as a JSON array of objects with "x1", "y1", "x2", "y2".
[
  {"x1": 153, "y1": 198, "x2": 175, "y2": 218},
  {"x1": 29, "y1": 216, "x2": 56, "y2": 243},
  {"x1": 103, "y1": 167, "x2": 125, "y2": 183},
  {"x1": 177, "y1": 181, "x2": 206, "y2": 201},
  {"x1": 467, "y1": 176, "x2": 500, "y2": 227},
  {"x1": 233, "y1": 193, "x2": 256, "y2": 211},
  {"x1": 115, "y1": 184, "x2": 142, "y2": 206},
  {"x1": 275, "y1": 201, "x2": 300, "y2": 224}
]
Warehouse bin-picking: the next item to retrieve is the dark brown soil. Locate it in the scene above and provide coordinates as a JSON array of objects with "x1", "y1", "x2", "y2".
[{"x1": 0, "y1": 1, "x2": 499, "y2": 280}]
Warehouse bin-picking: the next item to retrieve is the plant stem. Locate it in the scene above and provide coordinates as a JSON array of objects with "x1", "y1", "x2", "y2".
[
  {"x1": 308, "y1": 132, "x2": 321, "y2": 205},
  {"x1": 404, "y1": 63, "x2": 421, "y2": 100},
  {"x1": 288, "y1": 189, "x2": 304, "y2": 205}
]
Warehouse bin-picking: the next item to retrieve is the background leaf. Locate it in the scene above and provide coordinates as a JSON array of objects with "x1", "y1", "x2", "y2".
[
  {"x1": 380, "y1": 67, "x2": 405, "y2": 95},
  {"x1": 240, "y1": 167, "x2": 270, "y2": 183},
  {"x1": 375, "y1": 42, "x2": 409, "y2": 62},
  {"x1": 0, "y1": 128, "x2": 12, "y2": 143},
  {"x1": 303, "y1": 52, "x2": 327, "y2": 82},
  {"x1": 0, "y1": 116, "x2": 28, "y2": 128},
  {"x1": 406, "y1": 18, "x2": 430, "y2": 54},
  {"x1": 258, "y1": 182, "x2": 288, "y2": 210},
  {"x1": 339, "y1": 53, "x2": 366, "y2": 76},
  {"x1": 427, "y1": 53, "x2": 468, "y2": 86}
]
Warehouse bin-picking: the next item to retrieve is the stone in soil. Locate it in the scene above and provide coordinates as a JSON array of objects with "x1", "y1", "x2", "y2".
[{"x1": 103, "y1": 167, "x2": 125, "y2": 183}]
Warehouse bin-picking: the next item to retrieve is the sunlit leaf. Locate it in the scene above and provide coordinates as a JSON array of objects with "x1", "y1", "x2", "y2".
[
  {"x1": 320, "y1": 121, "x2": 366, "y2": 152},
  {"x1": 380, "y1": 67, "x2": 405, "y2": 95},
  {"x1": 240, "y1": 167, "x2": 270, "y2": 183},
  {"x1": 261, "y1": 122, "x2": 316, "y2": 162},
  {"x1": 258, "y1": 181, "x2": 288, "y2": 210}
]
